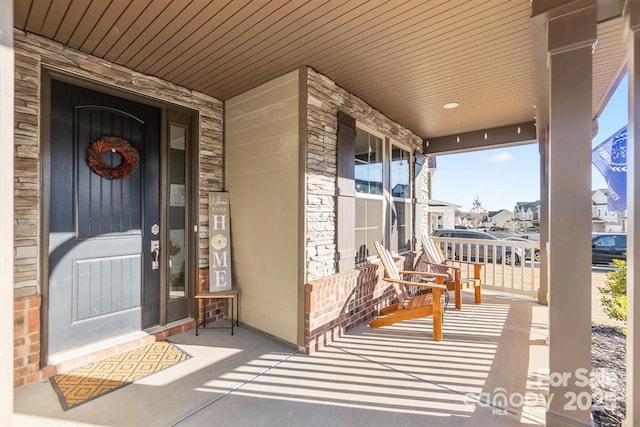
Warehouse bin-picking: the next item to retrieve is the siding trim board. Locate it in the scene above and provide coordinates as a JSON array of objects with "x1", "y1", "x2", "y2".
[{"x1": 297, "y1": 66, "x2": 308, "y2": 349}]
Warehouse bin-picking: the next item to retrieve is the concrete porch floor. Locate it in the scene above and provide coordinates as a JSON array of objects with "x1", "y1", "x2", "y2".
[{"x1": 14, "y1": 291, "x2": 549, "y2": 426}]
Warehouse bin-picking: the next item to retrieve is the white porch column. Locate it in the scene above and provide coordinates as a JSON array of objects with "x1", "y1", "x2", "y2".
[
  {"x1": 546, "y1": 3, "x2": 596, "y2": 426},
  {"x1": 625, "y1": 3, "x2": 640, "y2": 425},
  {"x1": 0, "y1": 0, "x2": 14, "y2": 422}
]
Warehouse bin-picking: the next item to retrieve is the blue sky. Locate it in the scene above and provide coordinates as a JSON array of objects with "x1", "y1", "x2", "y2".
[{"x1": 431, "y1": 75, "x2": 628, "y2": 212}]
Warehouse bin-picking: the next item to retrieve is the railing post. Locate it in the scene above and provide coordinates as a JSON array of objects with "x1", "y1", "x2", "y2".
[
  {"x1": 432, "y1": 236, "x2": 539, "y2": 297},
  {"x1": 538, "y1": 130, "x2": 549, "y2": 306}
]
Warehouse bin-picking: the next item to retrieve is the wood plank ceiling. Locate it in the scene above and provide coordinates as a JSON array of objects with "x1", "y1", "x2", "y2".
[{"x1": 14, "y1": 0, "x2": 626, "y2": 139}]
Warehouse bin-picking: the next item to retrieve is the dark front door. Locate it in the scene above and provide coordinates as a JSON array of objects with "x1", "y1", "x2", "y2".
[{"x1": 48, "y1": 80, "x2": 161, "y2": 356}]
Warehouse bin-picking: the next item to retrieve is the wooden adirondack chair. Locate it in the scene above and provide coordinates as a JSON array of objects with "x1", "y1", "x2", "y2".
[
  {"x1": 421, "y1": 234, "x2": 482, "y2": 309},
  {"x1": 370, "y1": 241, "x2": 448, "y2": 341}
]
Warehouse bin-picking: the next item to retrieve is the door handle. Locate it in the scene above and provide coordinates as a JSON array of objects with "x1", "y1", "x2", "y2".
[{"x1": 151, "y1": 240, "x2": 160, "y2": 270}]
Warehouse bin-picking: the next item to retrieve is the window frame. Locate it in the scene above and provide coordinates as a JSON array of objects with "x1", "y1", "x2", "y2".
[
  {"x1": 353, "y1": 123, "x2": 414, "y2": 262},
  {"x1": 354, "y1": 124, "x2": 386, "y2": 264},
  {"x1": 389, "y1": 140, "x2": 413, "y2": 254}
]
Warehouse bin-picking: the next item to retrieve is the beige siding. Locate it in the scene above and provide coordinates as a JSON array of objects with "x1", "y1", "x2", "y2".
[{"x1": 225, "y1": 71, "x2": 300, "y2": 345}]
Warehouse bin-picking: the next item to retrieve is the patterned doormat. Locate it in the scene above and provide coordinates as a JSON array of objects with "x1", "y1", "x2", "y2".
[{"x1": 50, "y1": 341, "x2": 191, "y2": 410}]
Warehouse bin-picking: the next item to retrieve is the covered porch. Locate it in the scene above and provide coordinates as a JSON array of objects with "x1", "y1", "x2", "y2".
[
  {"x1": 14, "y1": 291, "x2": 548, "y2": 426},
  {"x1": 1, "y1": 0, "x2": 639, "y2": 425}
]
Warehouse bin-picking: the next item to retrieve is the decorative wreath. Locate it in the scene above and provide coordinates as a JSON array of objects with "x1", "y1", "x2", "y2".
[{"x1": 87, "y1": 136, "x2": 140, "y2": 180}]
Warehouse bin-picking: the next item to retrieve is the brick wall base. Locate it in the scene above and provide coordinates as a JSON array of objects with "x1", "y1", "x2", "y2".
[
  {"x1": 197, "y1": 268, "x2": 228, "y2": 325},
  {"x1": 14, "y1": 295, "x2": 43, "y2": 388},
  {"x1": 304, "y1": 252, "x2": 419, "y2": 354}
]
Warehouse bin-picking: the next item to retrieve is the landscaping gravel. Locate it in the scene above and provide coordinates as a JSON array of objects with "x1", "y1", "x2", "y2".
[{"x1": 591, "y1": 325, "x2": 626, "y2": 426}]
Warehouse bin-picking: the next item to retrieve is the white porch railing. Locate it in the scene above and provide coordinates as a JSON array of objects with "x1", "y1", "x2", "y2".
[{"x1": 431, "y1": 236, "x2": 540, "y2": 297}]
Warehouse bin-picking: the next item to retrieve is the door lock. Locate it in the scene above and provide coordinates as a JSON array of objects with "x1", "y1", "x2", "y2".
[{"x1": 151, "y1": 240, "x2": 160, "y2": 270}]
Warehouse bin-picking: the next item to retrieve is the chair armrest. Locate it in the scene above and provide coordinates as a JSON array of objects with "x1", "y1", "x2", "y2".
[
  {"x1": 452, "y1": 260, "x2": 483, "y2": 268},
  {"x1": 447, "y1": 260, "x2": 482, "y2": 279},
  {"x1": 419, "y1": 260, "x2": 461, "y2": 272},
  {"x1": 383, "y1": 278, "x2": 448, "y2": 290},
  {"x1": 398, "y1": 270, "x2": 449, "y2": 278}
]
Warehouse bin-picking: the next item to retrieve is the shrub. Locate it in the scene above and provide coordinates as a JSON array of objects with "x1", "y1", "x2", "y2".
[{"x1": 598, "y1": 259, "x2": 627, "y2": 331}]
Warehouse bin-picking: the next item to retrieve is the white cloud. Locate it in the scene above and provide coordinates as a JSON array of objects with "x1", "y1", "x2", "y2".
[{"x1": 488, "y1": 151, "x2": 513, "y2": 163}]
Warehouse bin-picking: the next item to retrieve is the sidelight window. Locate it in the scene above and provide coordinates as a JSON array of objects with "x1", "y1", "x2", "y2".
[{"x1": 168, "y1": 124, "x2": 187, "y2": 301}]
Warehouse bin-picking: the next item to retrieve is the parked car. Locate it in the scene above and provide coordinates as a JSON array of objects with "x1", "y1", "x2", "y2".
[
  {"x1": 432, "y1": 229, "x2": 522, "y2": 265},
  {"x1": 454, "y1": 224, "x2": 473, "y2": 229},
  {"x1": 592, "y1": 233, "x2": 627, "y2": 265},
  {"x1": 524, "y1": 226, "x2": 540, "y2": 233},
  {"x1": 503, "y1": 236, "x2": 540, "y2": 262}
]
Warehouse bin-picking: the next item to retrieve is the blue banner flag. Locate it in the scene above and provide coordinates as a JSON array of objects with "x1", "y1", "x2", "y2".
[{"x1": 592, "y1": 126, "x2": 627, "y2": 213}]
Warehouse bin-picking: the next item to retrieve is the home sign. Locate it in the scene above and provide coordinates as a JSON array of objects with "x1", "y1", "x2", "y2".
[{"x1": 209, "y1": 192, "x2": 232, "y2": 292}]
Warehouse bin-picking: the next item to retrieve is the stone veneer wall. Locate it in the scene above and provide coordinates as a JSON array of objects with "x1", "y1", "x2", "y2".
[
  {"x1": 305, "y1": 68, "x2": 427, "y2": 280},
  {"x1": 303, "y1": 67, "x2": 429, "y2": 352},
  {"x1": 13, "y1": 30, "x2": 223, "y2": 387}
]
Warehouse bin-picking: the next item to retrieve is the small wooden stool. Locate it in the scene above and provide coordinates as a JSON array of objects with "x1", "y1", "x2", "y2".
[{"x1": 194, "y1": 289, "x2": 240, "y2": 336}]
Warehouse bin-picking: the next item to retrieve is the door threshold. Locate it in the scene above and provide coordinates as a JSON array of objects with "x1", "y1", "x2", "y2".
[
  {"x1": 144, "y1": 317, "x2": 195, "y2": 335},
  {"x1": 143, "y1": 317, "x2": 196, "y2": 341},
  {"x1": 46, "y1": 319, "x2": 195, "y2": 377},
  {"x1": 47, "y1": 331, "x2": 156, "y2": 374}
]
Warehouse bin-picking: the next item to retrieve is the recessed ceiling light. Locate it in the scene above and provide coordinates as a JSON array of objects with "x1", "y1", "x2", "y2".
[{"x1": 443, "y1": 102, "x2": 460, "y2": 109}]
